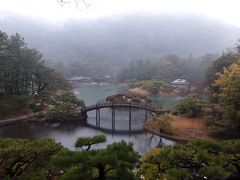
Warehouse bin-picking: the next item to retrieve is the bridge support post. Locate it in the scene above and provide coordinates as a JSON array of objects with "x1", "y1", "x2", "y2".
[
  {"x1": 96, "y1": 108, "x2": 100, "y2": 127},
  {"x1": 145, "y1": 109, "x2": 148, "y2": 121},
  {"x1": 145, "y1": 104, "x2": 148, "y2": 121},
  {"x1": 129, "y1": 101, "x2": 132, "y2": 131},
  {"x1": 112, "y1": 106, "x2": 115, "y2": 130},
  {"x1": 81, "y1": 107, "x2": 88, "y2": 123}
]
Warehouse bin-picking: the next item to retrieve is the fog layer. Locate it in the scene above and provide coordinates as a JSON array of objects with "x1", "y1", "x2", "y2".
[{"x1": 1, "y1": 13, "x2": 240, "y2": 77}]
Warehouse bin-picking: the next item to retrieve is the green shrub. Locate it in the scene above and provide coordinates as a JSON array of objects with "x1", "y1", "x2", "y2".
[
  {"x1": 0, "y1": 95, "x2": 33, "y2": 118},
  {"x1": 129, "y1": 80, "x2": 175, "y2": 94},
  {"x1": 141, "y1": 139, "x2": 240, "y2": 180},
  {"x1": 32, "y1": 105, "x2": 43, "y2": 112},
  {"x1": 154, "y1": 115, "x2": 173, "y2": 135},
  {"x1": 174, "y1": 94, "x2": 206, "y2": 117},
  {"x1": 54, "y1": 92, "x2": 85, "y2": 107},
  {"x1": 46, "y1": 103, "x2": 81, "y2": 122},
  {"x1": 204, "y1": 114, "x2": 228, "y2": 136},
  {"x1": 0, "y1": 103, "x2": 11, "y2": 117},
  {"x1": 45, "y1": 91, "x2": 85, "y2": 123},
  {"x1": 37, "y1": 112, "x2": 45, "y2": 119}
]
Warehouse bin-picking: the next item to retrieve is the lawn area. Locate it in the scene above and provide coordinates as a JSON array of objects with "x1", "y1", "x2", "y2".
[{"x1": 144, "y1": 114, "x2": 216, "y2": 141}]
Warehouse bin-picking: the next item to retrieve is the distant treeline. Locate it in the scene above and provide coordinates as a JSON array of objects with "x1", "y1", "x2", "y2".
[
  {"x1": 2, "y1": 14, "x2": 240, "y2": 79},
  {"x1": 117, "y1": 53, "x2": 219, "y2": 83}
]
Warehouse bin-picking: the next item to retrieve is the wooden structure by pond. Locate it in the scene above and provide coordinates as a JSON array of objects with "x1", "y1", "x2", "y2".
[{"x1": 81, "y1": 100, "x2": 169, "y2": 131}]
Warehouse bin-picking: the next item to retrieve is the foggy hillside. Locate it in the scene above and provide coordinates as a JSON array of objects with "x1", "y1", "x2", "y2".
[{"x1": 1, "y1": 13, "x2": 240, "y2": 77}]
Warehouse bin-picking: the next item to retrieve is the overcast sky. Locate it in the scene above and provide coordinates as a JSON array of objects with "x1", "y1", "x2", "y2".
[{"x1": 0, "y1": 0, "x2": 240, "y2": 27}]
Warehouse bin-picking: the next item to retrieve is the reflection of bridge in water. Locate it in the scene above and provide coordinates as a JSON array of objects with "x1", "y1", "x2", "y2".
[
  {"x1": 81, "y1": 100, "x2": 170, "y2": 131},
  {"x1": 85, "y1": 123, "x2": 166, "y2": 147},
  {"x1": 85, "y1": 123, "x2": 145, "y2": 135}
]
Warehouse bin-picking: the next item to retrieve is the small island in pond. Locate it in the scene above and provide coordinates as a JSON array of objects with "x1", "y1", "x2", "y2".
[{"x1": 106, "y1": 93, "x2": 152, "y2": 105}]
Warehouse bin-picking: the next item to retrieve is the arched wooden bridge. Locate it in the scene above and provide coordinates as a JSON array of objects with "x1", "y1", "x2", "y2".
[
  {"x1": 81, "y1": 101, "x2": 170, "y2": 131},
  {"x1": 81, "y1": 101, "x2": 167, "y2": 113}
]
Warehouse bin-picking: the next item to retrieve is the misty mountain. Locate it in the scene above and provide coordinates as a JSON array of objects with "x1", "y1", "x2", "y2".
[{"x1": 1, "y1": 13, "x2": 240, "y2": 77}]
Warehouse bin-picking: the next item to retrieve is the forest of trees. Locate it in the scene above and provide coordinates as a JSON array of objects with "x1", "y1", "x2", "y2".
[
  {"x1": 0, "y1": 31, "x2": 65, "y2": 95},
  {"x1": 0, "y1": 31, "x2": 70, "y2": 118},
  {"x1": 117, "y1": 53, "x2": 218, "y2": 83}
]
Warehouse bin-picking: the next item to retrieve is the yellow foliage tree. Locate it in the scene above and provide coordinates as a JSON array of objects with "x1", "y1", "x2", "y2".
[{"x1": 215, "y1": 59, "x2": 240, "y2": 135}]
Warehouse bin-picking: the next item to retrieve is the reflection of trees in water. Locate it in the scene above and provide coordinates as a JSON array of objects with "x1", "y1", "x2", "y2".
[
  {"x1": 146, "y1": 134, "x2": 165, "y2": 147},
  {"x1": 87, "y1": 108, "x2": 153, "y2": 130},
  {"x1": 132, "y1": 111, "x2": 152, "y2": 125},
  {"x1": 0, "y1": 123, "x2": 67, "y2": 139},
  {"x1": 129, "y1": 132, "x2": 166, "y2": 152},
  {"x1": 0, "y1": 124, "x2": 38, "y2": 139},
  {"x1": 84, "y1": 123, "x2": 144, "y2": 135},
  {"x1": 51, "y1": 123, "x2": 82, "y2": 131}
]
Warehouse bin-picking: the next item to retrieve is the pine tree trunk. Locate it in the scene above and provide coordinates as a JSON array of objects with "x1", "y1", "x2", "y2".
[{"x1": 98, "y1": 164, "x2": 105, "y2": 180}]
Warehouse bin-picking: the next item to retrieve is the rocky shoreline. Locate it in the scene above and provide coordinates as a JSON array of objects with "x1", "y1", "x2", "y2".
[{"x1": 106, "y1": 93, "x2": 152, "y2": 105}]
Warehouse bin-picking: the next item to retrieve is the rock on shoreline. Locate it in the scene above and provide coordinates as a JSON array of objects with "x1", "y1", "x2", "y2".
[
  {"x1": 129, "y1": 87, "x2": 178, "y2": 96},
  {"x1": 128, "y1": 87, "x2": 149, "y2": 96},
  {"x1": 106, "y1": 93, "x2": 152, "y2": 105}
]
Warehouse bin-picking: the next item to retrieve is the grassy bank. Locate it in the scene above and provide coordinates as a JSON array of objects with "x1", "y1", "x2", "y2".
[{"x1": 143, "y1": 114, "x2": 216, "y2": 142}]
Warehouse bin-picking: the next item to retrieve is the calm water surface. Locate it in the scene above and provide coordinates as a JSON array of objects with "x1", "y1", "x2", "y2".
[{"x1": 0, "y1": 84, "x2": 181, "y2": 153}]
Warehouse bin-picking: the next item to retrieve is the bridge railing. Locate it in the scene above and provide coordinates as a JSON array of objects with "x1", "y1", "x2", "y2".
[{"x1": 82, "y1": 100, "x2": 165, "y2": 113}]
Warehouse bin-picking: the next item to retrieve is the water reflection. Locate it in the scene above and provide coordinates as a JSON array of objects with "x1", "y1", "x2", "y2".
[
  {"x1": 0, "y1": 84, "x2": 180, "y2": 153},
  {"x1": 0, "y1": 122, "x2": 174, "y2": 153}
]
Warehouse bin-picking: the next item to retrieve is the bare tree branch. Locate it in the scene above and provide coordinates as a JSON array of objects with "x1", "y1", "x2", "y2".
[{"x1": 58, "y1": 0, "x2": 90, "y2": 9}]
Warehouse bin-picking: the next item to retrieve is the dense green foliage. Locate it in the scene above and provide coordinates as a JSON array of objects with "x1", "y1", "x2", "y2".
[
  {"x1": 52, "y1": 135, "x2": 140, "y2": 180},
  {"x1": 205, "y1": 53, "x2": 237, "y2": 86},
  {"x1": 0, "y1": 138, "x2": 62, "y2": 179},
  {"x1": 0, "y1": 31, "x2": 66, "y2": 95},
  {"x1": 0, "y1": 95, "x2": 33, "y2": 117},
  {"x1": 141, "y1": 139, "x2": 240, "y2": 180},
  {"x1": 129, "y1": 80, "x2": 175, "y2": 94},
  {"x1": 214, "y1": 60, "x2": 240, "y2": 136},
  {"x1": 200, "y1": 44, "x2": 240, "y2": 137},
  {"x1": 75, "y1": 135, "x2": 106, "y2": 151},
  {"x1": 1, "y1": 138, "x2": 240, "y2": 180},
  {"x1": 152, "y1": 115, "x2": 173, "y2": 135},
  {"x1": 204, "y1": 41, "x2": 240, "y2": 102},
  {"x1": 46, "y1": 92, "x2": 85, "y2": 122},
  {"x1": 173, "y1": 94, "x2": 207, "y2": 117},
  {"x1": 0, "y1": 136, "x2": 140, "y2": 179},
  {"x1": 205, "y1": 52, "x2": 238, "y2": 102},
  {"x1": 0, "y1": 30, "x2": 70, "y2": 118}
]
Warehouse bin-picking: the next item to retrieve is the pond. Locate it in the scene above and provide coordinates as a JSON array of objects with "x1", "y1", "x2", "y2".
[{"x1": 0, "y1": 83, "x2": 181, "y2": 153}]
